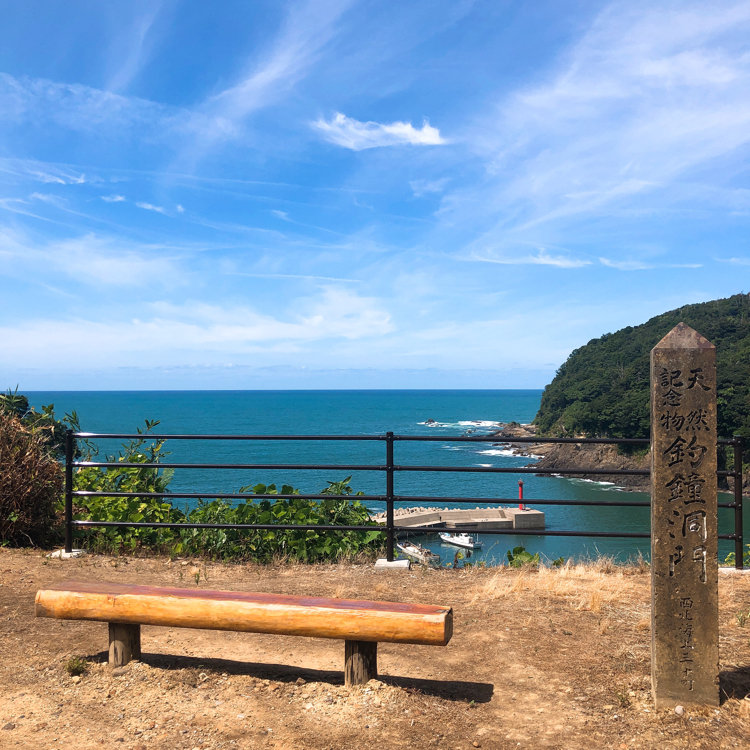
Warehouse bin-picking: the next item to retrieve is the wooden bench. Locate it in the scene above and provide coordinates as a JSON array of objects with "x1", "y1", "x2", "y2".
[{"x1": 35, "y1": 580, "x2": 453, "y2": 686}]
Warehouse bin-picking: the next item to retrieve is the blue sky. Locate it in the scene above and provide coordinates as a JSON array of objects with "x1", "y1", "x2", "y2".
[{"x1": 1, "y1": 0, "x2": 748, "y2": 390}]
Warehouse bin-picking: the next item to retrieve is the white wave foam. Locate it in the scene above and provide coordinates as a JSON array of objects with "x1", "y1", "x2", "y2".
[
  {"x1": 569, "y1": 477, "x2": 619, "y2": 487},
  {"x1": 475, "y1": 463, "x2": 492, "y2": 468},
  {"x1": 477, "y1": 448, "x2": 516, "y2": 457},
  {"x1": 418, "y1": 418, "x2": 502, "y2": 432}
]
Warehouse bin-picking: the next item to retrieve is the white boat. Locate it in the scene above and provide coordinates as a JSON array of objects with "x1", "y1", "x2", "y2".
[
  {"x1": 438, "y1": 532, "x2": 483, "y2": 550},
  {"x1": 397, "y1": 541, "x2": 441, "y2": 567}
]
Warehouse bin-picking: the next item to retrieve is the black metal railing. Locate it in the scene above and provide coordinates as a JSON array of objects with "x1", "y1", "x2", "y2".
[{"x1": 63, "y1": 431, "x2": 746, "y2": 569}]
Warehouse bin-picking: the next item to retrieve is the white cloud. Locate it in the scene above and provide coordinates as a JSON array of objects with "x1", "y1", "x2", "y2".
[
  {"x1": 410, "y1": 178, "x2": 449, "y2": 197},
  {"x1": 0, "y1": 72, "x2": 230, "y2": 145},
  {"x1": 313, "y1": 112, "x2": 447, "y2": 150},
  {"x1": 136, "y1": 201, "x2": 167, "y2": 215},
  {"x1": 468, "y1": 249, "x2": 591, "y2": 268},
  {"x1": 599, "y1": 257, "x2": 702, "y2": 271},
  {"x1": 443, "y1": 1, "x2": 750, "y2": 258},
  {"x1": 106, "y1": 6, "x2": 162, "y2": 93},
  {"x1": 29, "y1": 192, "x2": 60, "y2": 204},
  {"x1": 101, "y1": 194, "x2": 126, "y2": 203},
  {"x1": 0, "y1": 287, "x2": 393, "y2": 368},
  {"x1": 172, "y1": 0, "x2": 354, "y2": 170},
  {"x1": 0, "y1": 228, "x2": 184, "y2": 287},
  {"x1": 0, "y1": 158, "x2": 90, "y2": 185}
]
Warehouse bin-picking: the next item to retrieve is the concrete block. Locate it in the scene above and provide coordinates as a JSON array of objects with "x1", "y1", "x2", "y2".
[{"x1": 374, "y1": 558, "x2": 411, "y2": 570}]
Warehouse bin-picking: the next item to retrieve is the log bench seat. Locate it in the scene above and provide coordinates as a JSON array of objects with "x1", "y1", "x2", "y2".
[{"x1": 35, "y1": 580, "x2": 453, "y2": 686}]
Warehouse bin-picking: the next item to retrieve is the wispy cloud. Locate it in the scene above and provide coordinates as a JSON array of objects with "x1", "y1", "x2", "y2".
[
  {"x1": 409, "y1": 178, "x2": 449, "y2": 197},
  {"x1": 0, "y1": 287, "x2": 393, "y2": 368},
  {"x1": 106, "y1": 5, "x2": 163, "y2": 93},
  {"x1": 0, "y1": 72, "x2": 229, "y2": 145},
  {"x1": 0, "y1": 228, "x2": 185, "y2": 287},
  {"x1": 468, "y1": 249, "x2": 591, "y2": 268},
  {"x1": 173, "y1": 0, "x2": 354, "y2": 169},
  {"x1": 136, "y1": 201, "x2": 168, "y2": 215},
  {"x1": 313, "y1": 112, "x2": 447, "y2": 150},
  {"x1": 101, "y1": 194, "x2": 126, "y2": 203},
  {"x1": 599, "y1": 257, "x2": 702, "y2": 271},
  {"x1": 0, "y1": 158, "x2": 90, "y2": 185},
  {"x1": 231, "y1": 271, "x2": 361, "y2": 283},
  {"x1": 443, "y1": 1, "x2": 750, "y2": 259}
]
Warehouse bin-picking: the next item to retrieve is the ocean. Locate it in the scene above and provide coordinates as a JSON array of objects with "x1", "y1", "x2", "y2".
[{"x1": 26, "y1": 390, "x2": 744, "y2": 566}]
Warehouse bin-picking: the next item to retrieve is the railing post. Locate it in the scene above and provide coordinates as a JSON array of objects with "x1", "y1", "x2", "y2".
[
  {"x1": 64, "y1": 429, "x2": 74, "y2": 554},
  {"x1": 386, "y1": 432, "x2": 395, "y2": 562},
  {"x1": 733, "y1": 435, "x2": 744, "y2": 570}
]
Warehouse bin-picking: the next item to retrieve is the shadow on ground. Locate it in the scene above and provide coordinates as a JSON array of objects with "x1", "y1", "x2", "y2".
[
  {"x1": 85, "y1": 651, "x2": 494, "y2": 704},
  {"x1": 720, "y1": 666, "x2": 750, "y2": 701}
]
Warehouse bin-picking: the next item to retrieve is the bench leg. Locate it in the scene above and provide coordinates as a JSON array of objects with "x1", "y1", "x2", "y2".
[
  {"x1": 108, "y1": 623, "x2": 141, "y2": 667},
  {"x1": 344, "y1": 640, "x2": 377, "y2": 686}
]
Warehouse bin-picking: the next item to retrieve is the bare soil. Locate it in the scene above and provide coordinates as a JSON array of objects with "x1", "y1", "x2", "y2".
[{"x1": 1, "y1": 548, "x2": 750, "y2": 750}]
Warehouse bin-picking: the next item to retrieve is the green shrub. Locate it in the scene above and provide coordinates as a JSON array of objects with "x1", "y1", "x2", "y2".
[
  {"x1": 723, "y1": 544, "x2": 750, "y2": 568},
  {"x1": 0, "y1": 413, "x2": 63, "y2": 546},
  {"x1": 64, "y1": 656, "x2": 88, "y2": 677},
  {"x1": 72, "y1": 421, "x2": 179, "y2": 554},
  {"x1": 71, "y1": 423, "x2": 383, "y2": 562},
  {"x1": 506, "y1": 545, "x2": 541, "y2": 568},
  {"x1": 0, "y1": 388, "x2": 80, "y2": 459},
  {"x1": 175, "y1": 478, "x2": 382, "y2": 562}
]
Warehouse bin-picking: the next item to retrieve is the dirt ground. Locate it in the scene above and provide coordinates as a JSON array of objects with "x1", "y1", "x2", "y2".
[{"x1": 1, "y1": 549, "x2": 749, "y2": 750}]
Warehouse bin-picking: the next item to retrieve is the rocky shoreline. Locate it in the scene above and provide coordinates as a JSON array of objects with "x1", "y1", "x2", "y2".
[{"x1": 488, "y1": 423, "x2": 748, "y2": 495}]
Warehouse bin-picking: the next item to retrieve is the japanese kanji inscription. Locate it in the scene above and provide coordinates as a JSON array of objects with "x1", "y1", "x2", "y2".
[{"x1": 651, "y1": 323, "x2": 719, "y2": 708}]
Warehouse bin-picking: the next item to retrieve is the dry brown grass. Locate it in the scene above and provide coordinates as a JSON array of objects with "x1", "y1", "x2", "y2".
[
  {"x1": 471, "y1": 559, "x2": 647, "y2": 616},
  {"x1": 0, "y1": 413, "x2": 63, "y2": 546}
]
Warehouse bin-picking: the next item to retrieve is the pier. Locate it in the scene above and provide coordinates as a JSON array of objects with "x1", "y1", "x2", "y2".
[{"x1": 372, "y1": 506, "x2": 545, "y2": 531}]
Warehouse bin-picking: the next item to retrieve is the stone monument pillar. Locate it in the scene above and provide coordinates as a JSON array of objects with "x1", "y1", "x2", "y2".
[{"x1": 651, "y1": 323, "x2": 719, "y2": 707}]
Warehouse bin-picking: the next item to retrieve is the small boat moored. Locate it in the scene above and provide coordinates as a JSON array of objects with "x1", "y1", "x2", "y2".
[
  {"x1": 438, "y1": 532, "x2": 483, "y2": 550},
  {"x1": 397, "y1": 541, "x2": 441, "y2": 567}
]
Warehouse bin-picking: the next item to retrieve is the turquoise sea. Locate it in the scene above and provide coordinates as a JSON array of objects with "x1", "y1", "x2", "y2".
[{"x1": 26, "y1": 390, "x2": 745, "y2": 566}]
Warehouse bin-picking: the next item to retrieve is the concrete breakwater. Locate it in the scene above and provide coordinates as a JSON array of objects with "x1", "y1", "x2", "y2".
[{"x1": 371, "y1": 505, "x2": 545, "y2": 530}]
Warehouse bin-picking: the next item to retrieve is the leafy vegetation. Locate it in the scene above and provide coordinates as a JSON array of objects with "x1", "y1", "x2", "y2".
[
  {"x1": 506, "y1": 545, "x2": 540, "y2": 568},
  {"x1": 70, "y1": 424, "x2": 382, "y2": 561},
  {"x1": 64, "y1": 656, "x2": 88, "y2": 677},
  {"x1": 724, "y1": 544, "x2": 750, "y2": 569},
  {"x1": 0, "y1": 388, "x2": 81, "y2": 458},
  {"x1": 534, "y1": 293, "x2": 750, "y2": 440}
]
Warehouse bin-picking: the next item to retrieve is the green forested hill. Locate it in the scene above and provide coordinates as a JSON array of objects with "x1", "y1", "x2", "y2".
[{"x1": 533, "y1": 293, "x2": 750, "y2": 439}]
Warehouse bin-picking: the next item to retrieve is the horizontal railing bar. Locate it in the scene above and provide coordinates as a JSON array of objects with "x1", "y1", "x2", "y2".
[
  {"x1": 392, "y1": 495, "x2": 738, "y2": 508},
  {"x1": 403, "y1": 526, "x2": 653, "y2": 538},
  {"x1": 73, "y1": 521, "x2": 382, "y2": 532},
  {"x1": 68, "y1": 491, "x2": 738, "y2": 509},
  {"x1": 70, "y1": 431, "x2": 737, "y2": 445},
  {"x1": 393, "y1": 465, "x2": 651, "y2": 475},
  {"x1": 73, "y1": 433, "x2": 385, "y2": 441},
  {"x1": 71, "y1": 491, "x2": 387, "y2": 501},
  {"x1": 70, "y1": 520, "x2": 739, "y2": 541},
  {"x1": 74, "y1": 461, "x2": 386, "y2": 471},
  {"x1": 392, "y1": 495, "x2": 652, "y2": 507},
  {"x1": 70, "y1": 461, "x2": 732, "y2": 479},
  {"x1": 395, "y1": 435, "x2": 650, "y2": 444}
]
